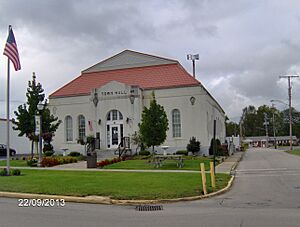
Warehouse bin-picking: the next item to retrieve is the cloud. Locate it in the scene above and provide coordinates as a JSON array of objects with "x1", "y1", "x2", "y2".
[{"x1": 1, "y1": 0, "x2": 300, "y2": 120}]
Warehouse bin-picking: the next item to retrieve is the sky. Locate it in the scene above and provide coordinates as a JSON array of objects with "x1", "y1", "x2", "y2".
[{"x1": 1, "y1": 0, "x2": 300, "y2": 122}]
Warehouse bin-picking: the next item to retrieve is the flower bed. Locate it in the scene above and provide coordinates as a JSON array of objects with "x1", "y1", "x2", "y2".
[
  {"x1": 96, "y1": 157, "x2": 126, "y2": 168},
  {"x1": 40, "y1": 156, "x2": 78, "y2": 167}
]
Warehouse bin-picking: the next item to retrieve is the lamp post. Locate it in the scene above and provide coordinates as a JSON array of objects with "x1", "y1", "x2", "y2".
[
  {"x1": 187, "y1": 54, "x2": 199, "y2": 78},
  {"x1": 36, "y1": 102, "x2": 44, "y2": 166}
]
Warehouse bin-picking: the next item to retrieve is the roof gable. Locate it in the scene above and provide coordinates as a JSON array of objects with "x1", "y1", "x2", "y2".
[{"x1": 82, "y1": 50, "x2": 177, "y2": 73}]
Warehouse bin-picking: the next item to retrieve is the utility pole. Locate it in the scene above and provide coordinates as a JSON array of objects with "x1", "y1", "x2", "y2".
[
  {"x1": 187, "y1": 54, "x2": 199, "y2": 78},
  {"x1": 271, "y1": 103, "x2": 277, "y2": 149},
  {"x1": 263, "y1": 113, "x2": 269, "y2": 147},
  {"x1": 279, "y1": 75, "x2": 299, "y2": 150}
]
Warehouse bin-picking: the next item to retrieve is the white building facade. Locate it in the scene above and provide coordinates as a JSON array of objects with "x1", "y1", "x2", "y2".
[{"x1": 49, "y1": 50, "x2": 225, "y2": 155}]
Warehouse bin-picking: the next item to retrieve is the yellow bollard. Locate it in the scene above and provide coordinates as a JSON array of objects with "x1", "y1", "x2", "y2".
[
  {"x1": 200, "y1": 163, "x2": 207, "y2": 195},
  {"x1": 210, "y1": 161, "x2": 216, "y2": 189}
]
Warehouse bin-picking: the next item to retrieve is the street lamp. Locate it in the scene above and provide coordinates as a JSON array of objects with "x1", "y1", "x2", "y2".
[
  {"x1": 36, "y1": 101, "x2": 44, "y2": 166},
  {"x1": 187, "y1": 54, "x2": 199, "y2": 78}
]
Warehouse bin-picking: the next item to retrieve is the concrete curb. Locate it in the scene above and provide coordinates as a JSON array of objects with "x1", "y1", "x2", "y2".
[
  {"x1": 0, "y1": 175, "x2": 235, "y2": 205},
  {"x1": 230, "y1": 151, "x2": 246, "y2": 174},
  {"x1": 111, "y1": 175, "x2": 235, "y2": 205}
]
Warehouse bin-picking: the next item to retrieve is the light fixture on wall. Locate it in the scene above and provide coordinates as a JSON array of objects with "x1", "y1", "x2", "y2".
[
  {"x1": 98, "y1": 119, "x2": 101, "y2": 125},
  {"x1": 129, "y1": 94, "x2": 135, "y2": 104},
  {"x1": 126, "y1": 117, "x2": 133, "y2": 124},
  {"x1": 190, "y1": 96, "x2": 196, "y2": 105},
  {"x1": 92, "y1": 90, "x2": 99, "y2": 107}
]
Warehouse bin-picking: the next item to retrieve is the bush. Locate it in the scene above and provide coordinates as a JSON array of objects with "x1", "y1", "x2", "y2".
[
  {"x1": 0, "y1": 168, "x2": 8, "y2": 176},
  {"x1": 139, "y1": 150, "x2": 151, "y2": 156},
  {"x1": 44, "y1": 151, "x2": 55, "y2": 157},
  {"x1": 186, "y1": 137, "x2": 201, "y2": 154},
  {"x1": 209, "y1": 138, "x2": 223, "y2": 156},
  {"x1": 69, "y1": 151, "x2": 81, "y2": 157},
  {"x1": 27, "y1": 158, "x2": 38, "y2": 167},
  {"x1": 40, "y1": 156, "x2": 78, "y2": 167},
  {"x1": 11, "y1": 169, "x2": 21, "y2": 176},
  {"x1": 43, "y1": 143, "x2": 53, "y2": 153},
  {"x1": 96, "y1": 157, "x2": 123, "y2": 168},
  {"x1": 176, "y1": 150, "x2": 188, "y2": 156}
]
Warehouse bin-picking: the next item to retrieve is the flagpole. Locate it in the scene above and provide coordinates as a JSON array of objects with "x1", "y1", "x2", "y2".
[{"x1": 6, "y1": 51, "x2": 11, "y2": 175}]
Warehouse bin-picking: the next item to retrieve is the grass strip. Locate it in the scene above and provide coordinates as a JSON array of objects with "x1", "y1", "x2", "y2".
[
  {"x1": 0, "y1": 169, "x2": 230, "y2": 200},
  {"x1": 0, "y1": 160, "x2": 28, "y2": 167},
  {"x1": 285, "y1": 149, "x2": 300, "y2": 156}
]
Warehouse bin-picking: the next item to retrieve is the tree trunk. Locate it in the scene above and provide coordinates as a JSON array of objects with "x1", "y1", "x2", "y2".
[{"x1": 152, "y1": 145, "x2": 155, "y2": 154}]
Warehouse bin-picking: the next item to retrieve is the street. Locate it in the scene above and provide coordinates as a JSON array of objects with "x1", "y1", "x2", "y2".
[{"x1": 0, "y1": 148, "x2": 300, "y2": 227}]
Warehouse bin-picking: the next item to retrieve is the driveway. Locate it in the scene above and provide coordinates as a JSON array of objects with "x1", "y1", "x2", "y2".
[{"x1": 0, "y1": 148, "x2": 300, "y2": 227}]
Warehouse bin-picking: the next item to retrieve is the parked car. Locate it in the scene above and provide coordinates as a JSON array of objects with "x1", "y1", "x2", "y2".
[{"x1": 0, "y1": 144, "x2": 16, "y2": 156}]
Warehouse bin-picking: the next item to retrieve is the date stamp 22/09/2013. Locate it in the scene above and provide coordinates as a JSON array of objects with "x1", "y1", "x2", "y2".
[{"x1": 18, "y1": 198, "x2": 65, "y2": 207}]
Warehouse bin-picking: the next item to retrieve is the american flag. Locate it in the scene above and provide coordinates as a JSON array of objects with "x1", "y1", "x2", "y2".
[{"x1": 3, "y1": 25, "x2": 21, "y2": 71}]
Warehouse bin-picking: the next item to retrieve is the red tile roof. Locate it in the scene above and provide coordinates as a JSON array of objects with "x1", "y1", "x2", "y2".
[{"x1": 49, "y1": 63, "x2": 200, "y2": 98}]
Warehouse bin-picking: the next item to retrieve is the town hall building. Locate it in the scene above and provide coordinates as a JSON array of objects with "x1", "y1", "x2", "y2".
[{"x1": 48, "y1": 50, "x2": 226, "y2": 155}]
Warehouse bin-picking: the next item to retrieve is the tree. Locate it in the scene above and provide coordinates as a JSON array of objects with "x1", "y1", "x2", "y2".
[
  {"x1": 226, "y1": 121, "x2": 239, "y2": 137},
  {"x1": 139, "y1": 92, "x2": 169, "y2": 153},
  {"x1": 186, "y1": 137, "x2": 200, "y2": 154},
  {"x1": 208, "y1": 138, "x2": 222, "y2": 156},
  {"x1": 12, "y1": 74, "x2": 61, "y2": 157}
]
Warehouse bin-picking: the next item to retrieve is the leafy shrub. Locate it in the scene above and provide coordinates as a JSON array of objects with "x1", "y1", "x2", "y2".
[
  {"x1": 69, "y1": 151, "x2": 81, "y2": 157},
  {"x1": 40, "y1": 157, "x2": 77, "y2": 167},
  {"x1": 27, "y1": 158, "x2": 38, "y2": 167},
  {"x1": 11, "y1": 169, "x2": 21, "y2": 176},
  {"x1": 96, "y1": 157, "x2": 123, "y2": 168},
  {"x1": 0, "y1": 168, "x2": 8, "y2": 176},
  {"x1": 43, "y1": 143, "x2": 53, "y2": 153},
  {"x1": 176, "y1": 150, "x2": 188, "y2": 156},
  {"x1": 209, "y1": 139, "x2": 223, "y2": 156},
  {"x1": 139, "y1": 150, "x2": 150, "y2": 156},
  {"x1": 44, "y1": 151, "x2": 54, "y2": 157},
  {"x1": 186, "y1": 137, "x2": 201, "y2": 154}
]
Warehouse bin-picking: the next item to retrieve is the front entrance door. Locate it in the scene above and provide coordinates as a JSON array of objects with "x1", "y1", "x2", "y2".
[
  {"x1": 106, "y1": 110, "x2": 124, "y2": 149},
  {"x1": 111, "y1": 125, "x2": 120, "y2": 147}
]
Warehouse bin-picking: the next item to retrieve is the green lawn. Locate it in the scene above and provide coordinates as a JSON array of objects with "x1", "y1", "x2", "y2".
[
  {"x1": 104, "y1": 158, "x2": 216, "y2": 171},
  {"x1": 0, "y1": 169, "x2": 230, "y2": 200},
  {"x1": 0, "y1": 160, "x2": 28, "y2": 167},
  {"x1": 286, "y1": 149, "x2": 300, "y2": 156}
]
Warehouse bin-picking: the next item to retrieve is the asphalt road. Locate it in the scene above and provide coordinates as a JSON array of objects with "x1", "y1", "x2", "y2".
[{"x1": 0, "y1": 148, "x2": 300, "y2": 227}]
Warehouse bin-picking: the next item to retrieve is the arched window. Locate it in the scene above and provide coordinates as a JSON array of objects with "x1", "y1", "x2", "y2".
[
  {"x1": 78, "y1": 115, "x2": 86, "y2": 140},
  {"x1": 107, "y1": 110, "x2": 123, "y2": 121},
  {"x1": 172, "y1": 109, "x2": 181, "y2": 137},
  {"x1": 65, "y1": 116, "x2": 73, "y2": 142}
]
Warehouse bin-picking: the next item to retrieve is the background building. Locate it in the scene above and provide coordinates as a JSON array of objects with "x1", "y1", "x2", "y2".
[{"x1": 48, "y1": 50, "x2": 225, "y2": 155}]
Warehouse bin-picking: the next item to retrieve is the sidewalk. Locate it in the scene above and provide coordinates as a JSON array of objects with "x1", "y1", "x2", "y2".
[
  {"x1": 12, "y1": 151, "x2": 245, "y2": 173},
  {"x1": 215, "y1": 151, "x2": 244, "y2": 174}
]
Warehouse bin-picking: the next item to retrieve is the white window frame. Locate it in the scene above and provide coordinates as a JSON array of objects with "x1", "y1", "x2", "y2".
[
  {"x1": 172, "y1": 109, "x2": 181, "y2": 138},
  {"x1": 65, "y1": 116, "x2": 73, "y2": 142},
  {"x1": 78, "y1": 115, "x2": 86, "y2": 140}
]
